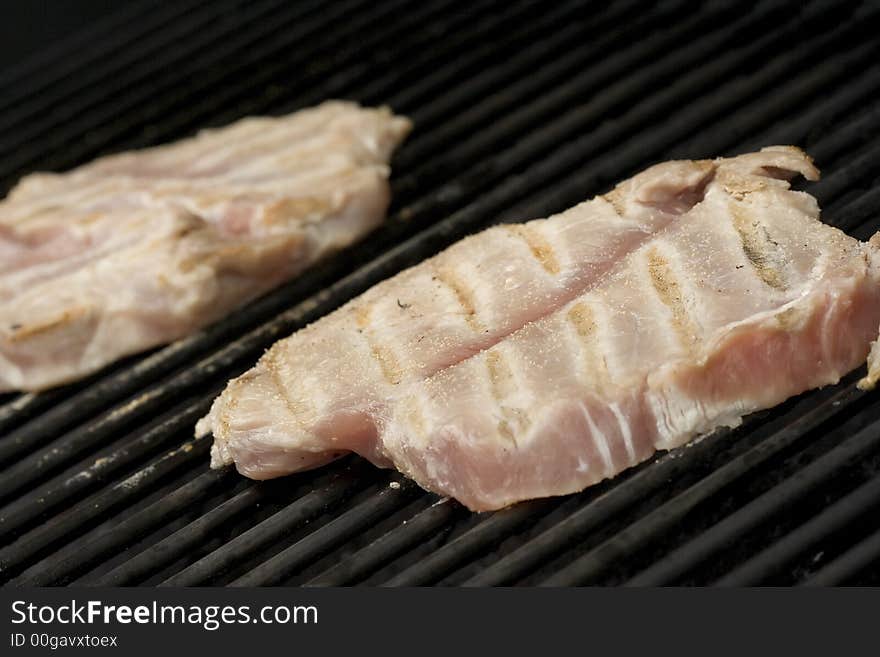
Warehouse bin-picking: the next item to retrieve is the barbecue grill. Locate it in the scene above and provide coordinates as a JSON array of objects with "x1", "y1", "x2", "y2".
[{"x1": 1, "y1": 0, "x2": 879, "y2": 587}]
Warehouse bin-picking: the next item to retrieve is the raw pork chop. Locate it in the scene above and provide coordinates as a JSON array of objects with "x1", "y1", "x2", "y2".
[
  {"x1": 199, "y1": 147, "x2": 880, "y2": 511},
  {"x1": 0, "y1": 101, "x2": 411, "y2": 392}
]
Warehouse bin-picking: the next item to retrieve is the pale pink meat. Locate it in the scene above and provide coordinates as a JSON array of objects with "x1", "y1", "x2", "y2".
[
  {"x1": 0, "y1": 101, "x2": 411, "y2": 392},
  {"x1": 200, "y1": 146, "x2": 880, "y2": 511}
]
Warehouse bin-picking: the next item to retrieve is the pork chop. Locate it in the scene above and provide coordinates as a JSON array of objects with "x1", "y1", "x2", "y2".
[
  {"x1": 199, "y1": 146, "x2": 880, "y2": 511},
  {"x1": 0, "y1": 101, "x2": 412, "y2": 391}
]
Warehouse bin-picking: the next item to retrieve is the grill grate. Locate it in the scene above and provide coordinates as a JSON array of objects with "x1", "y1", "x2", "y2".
[{"x1": 1, "y1": 0, "x2": 879, "y2": 587}]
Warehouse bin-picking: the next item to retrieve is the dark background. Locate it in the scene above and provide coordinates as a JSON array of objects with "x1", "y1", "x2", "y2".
[{"x1": 0, "y1": 0, "x2": 125, "y2": 71}]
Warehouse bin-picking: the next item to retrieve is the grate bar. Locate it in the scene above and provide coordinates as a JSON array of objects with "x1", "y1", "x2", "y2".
[
  {"x1": 735, "y1": 76, "x2": 880, "y2": 157},
  {"x1": 10, "y1": 469, "x2": 234, "y2": 586},
  {"x1": 406, "y1": 0, "x2": 853, "y2": 229},
  {"x1": 306, "y1": 497, "x2": 460, "y2": 586},
  {"x1": 0, "y1": 0, "x2": 207, "y2": 108},
  {"x1": 802, "y1": 527, "x2": 880, "y2": 586},
  {"x1": 350, "y1": 0, "x2": 630, "y2": 122},
  {"x1": 715, "y1": 475, "x2": 880, "y2": 586},
  {"x1": 0, "y1": 0, "x2": 423, "y2": 186},
  {"x1": 375, "y1": 0, "x2": 650, "y2": 136},
  {"x1": 153, "y1": 0, "x2": 545, "y2": 144},
  {"x1": 842, "y1": 187, "x2": 880, "y2": 239},
  {"x1": 230, "y1": 478, "x2": 421, "y2": 587},
  {"x1": 0, "y1": 434, "x2": 210, "y2": 582},
  {"x1": 666, "y1": 48, "x2": 880, "y2": 161},
  {"x1": 623, "y1": 418, "x2": 880, "y2": 586},
  {"x1": 0, "y1": 355, "x2": 212, "y2": 469},
  {"x1": 809, "y1": 139, "x2": 880, "y2": 206},
  {"x1": 286, "y1": 0, "x2": 594, "y2": 115},
  {"x1": 392, "y1": 1, "x2": 728, "y2": 178},
  {"x1": 810, "y1": 102, "x2": 880, "y2": 164},
  {"x1": 0, "y1": 392, "x2": 214, "y2": 514},
  {"x1": 0, "y1": 396, "x2": 214, "y2": 547},
  {"x1": 0, "y1": 0, "x2": 324, "y2": 151},
  {"x1": 160, "y1": 465, "x2": 374, "y2": 586},
  {"x1": 499, "y1": 7, "x2": 877, "y2": 223},
  {"x1": 88, "y1": 484, "x2": 265, "y2": 586},
  {"x1": 90, "y1": 485, "x2": 265, "y2": 586},
  {"x1": 392, "y1": 2, "x2": 770, "y2": 219},
  {"x1": 384, "y1": 499, "x2": 556, "y2": 587},
  {"x1": 4, "y1": 0, "x2": 494, "y2": 188},
  {"x1": 0, "y1": 390, "x2": 73, "y2": 437}
]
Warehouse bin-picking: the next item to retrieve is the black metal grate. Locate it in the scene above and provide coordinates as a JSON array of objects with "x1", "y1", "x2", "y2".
[{"x1": 1, "y1": 0, "x2": 879, "y2": 587}]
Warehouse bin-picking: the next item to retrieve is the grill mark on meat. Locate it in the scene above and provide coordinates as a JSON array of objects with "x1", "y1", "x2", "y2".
[
  {"x1": 567, "y1": 302, "x2": 611, "y2": 387},
  {"x1": 601, "y1": 190, "x2": 626, "y2": 217},
  {"x1": 7, "y1": 307, "x2": 90, "y2": 342},
  {"x1": 354, "y1": 301, "x2": 403, "y2": 385},
  {"x1": 730, "y1": 204, "x2": 788, "y2": 290},
  {"x1": 567, "y1": 302, "x2": 597, "y2": 338},
  {"x1": 774, "y1": 306, "x2": 807, "y2": 331},
  {"x1": 719, "y1": 172, "x2": 767, "y2": 200},
  {"x1": 433, "y1": 265, "x2": 482, "y2": 331},
  {"x1": 216, "y1": 376, "x2": 244, "y2": 438},
  {"x1": 496, "y1": 415, "x2": 519, "y2": 448},
  {"x1": 646, "y1": 247, "x2": 700, "y2": 350},
  {"x1": 264, "y1": 346, "x2": 308, "y2": 419},
  {"x1": 354, "y1": 303, "x2": 372, "y2": 330},
  {"x1": 505, "y1": 224, "x2": 560, "y2": 275},
  {"x1": 486, "y1": 350, "x2": 514, "y2": 401},
  {"x1": 371, "y1": 343, "x2": 403, "y2": 385},
  {"x1": 261, "y1": 197, "x2": 334, "y2": 228},
  {"x1": 402, "y1": 394, "x2": 427, "y2": 436},
  {"x1": 485, "y1": 351, "x2": 522, "y2": 446}
]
